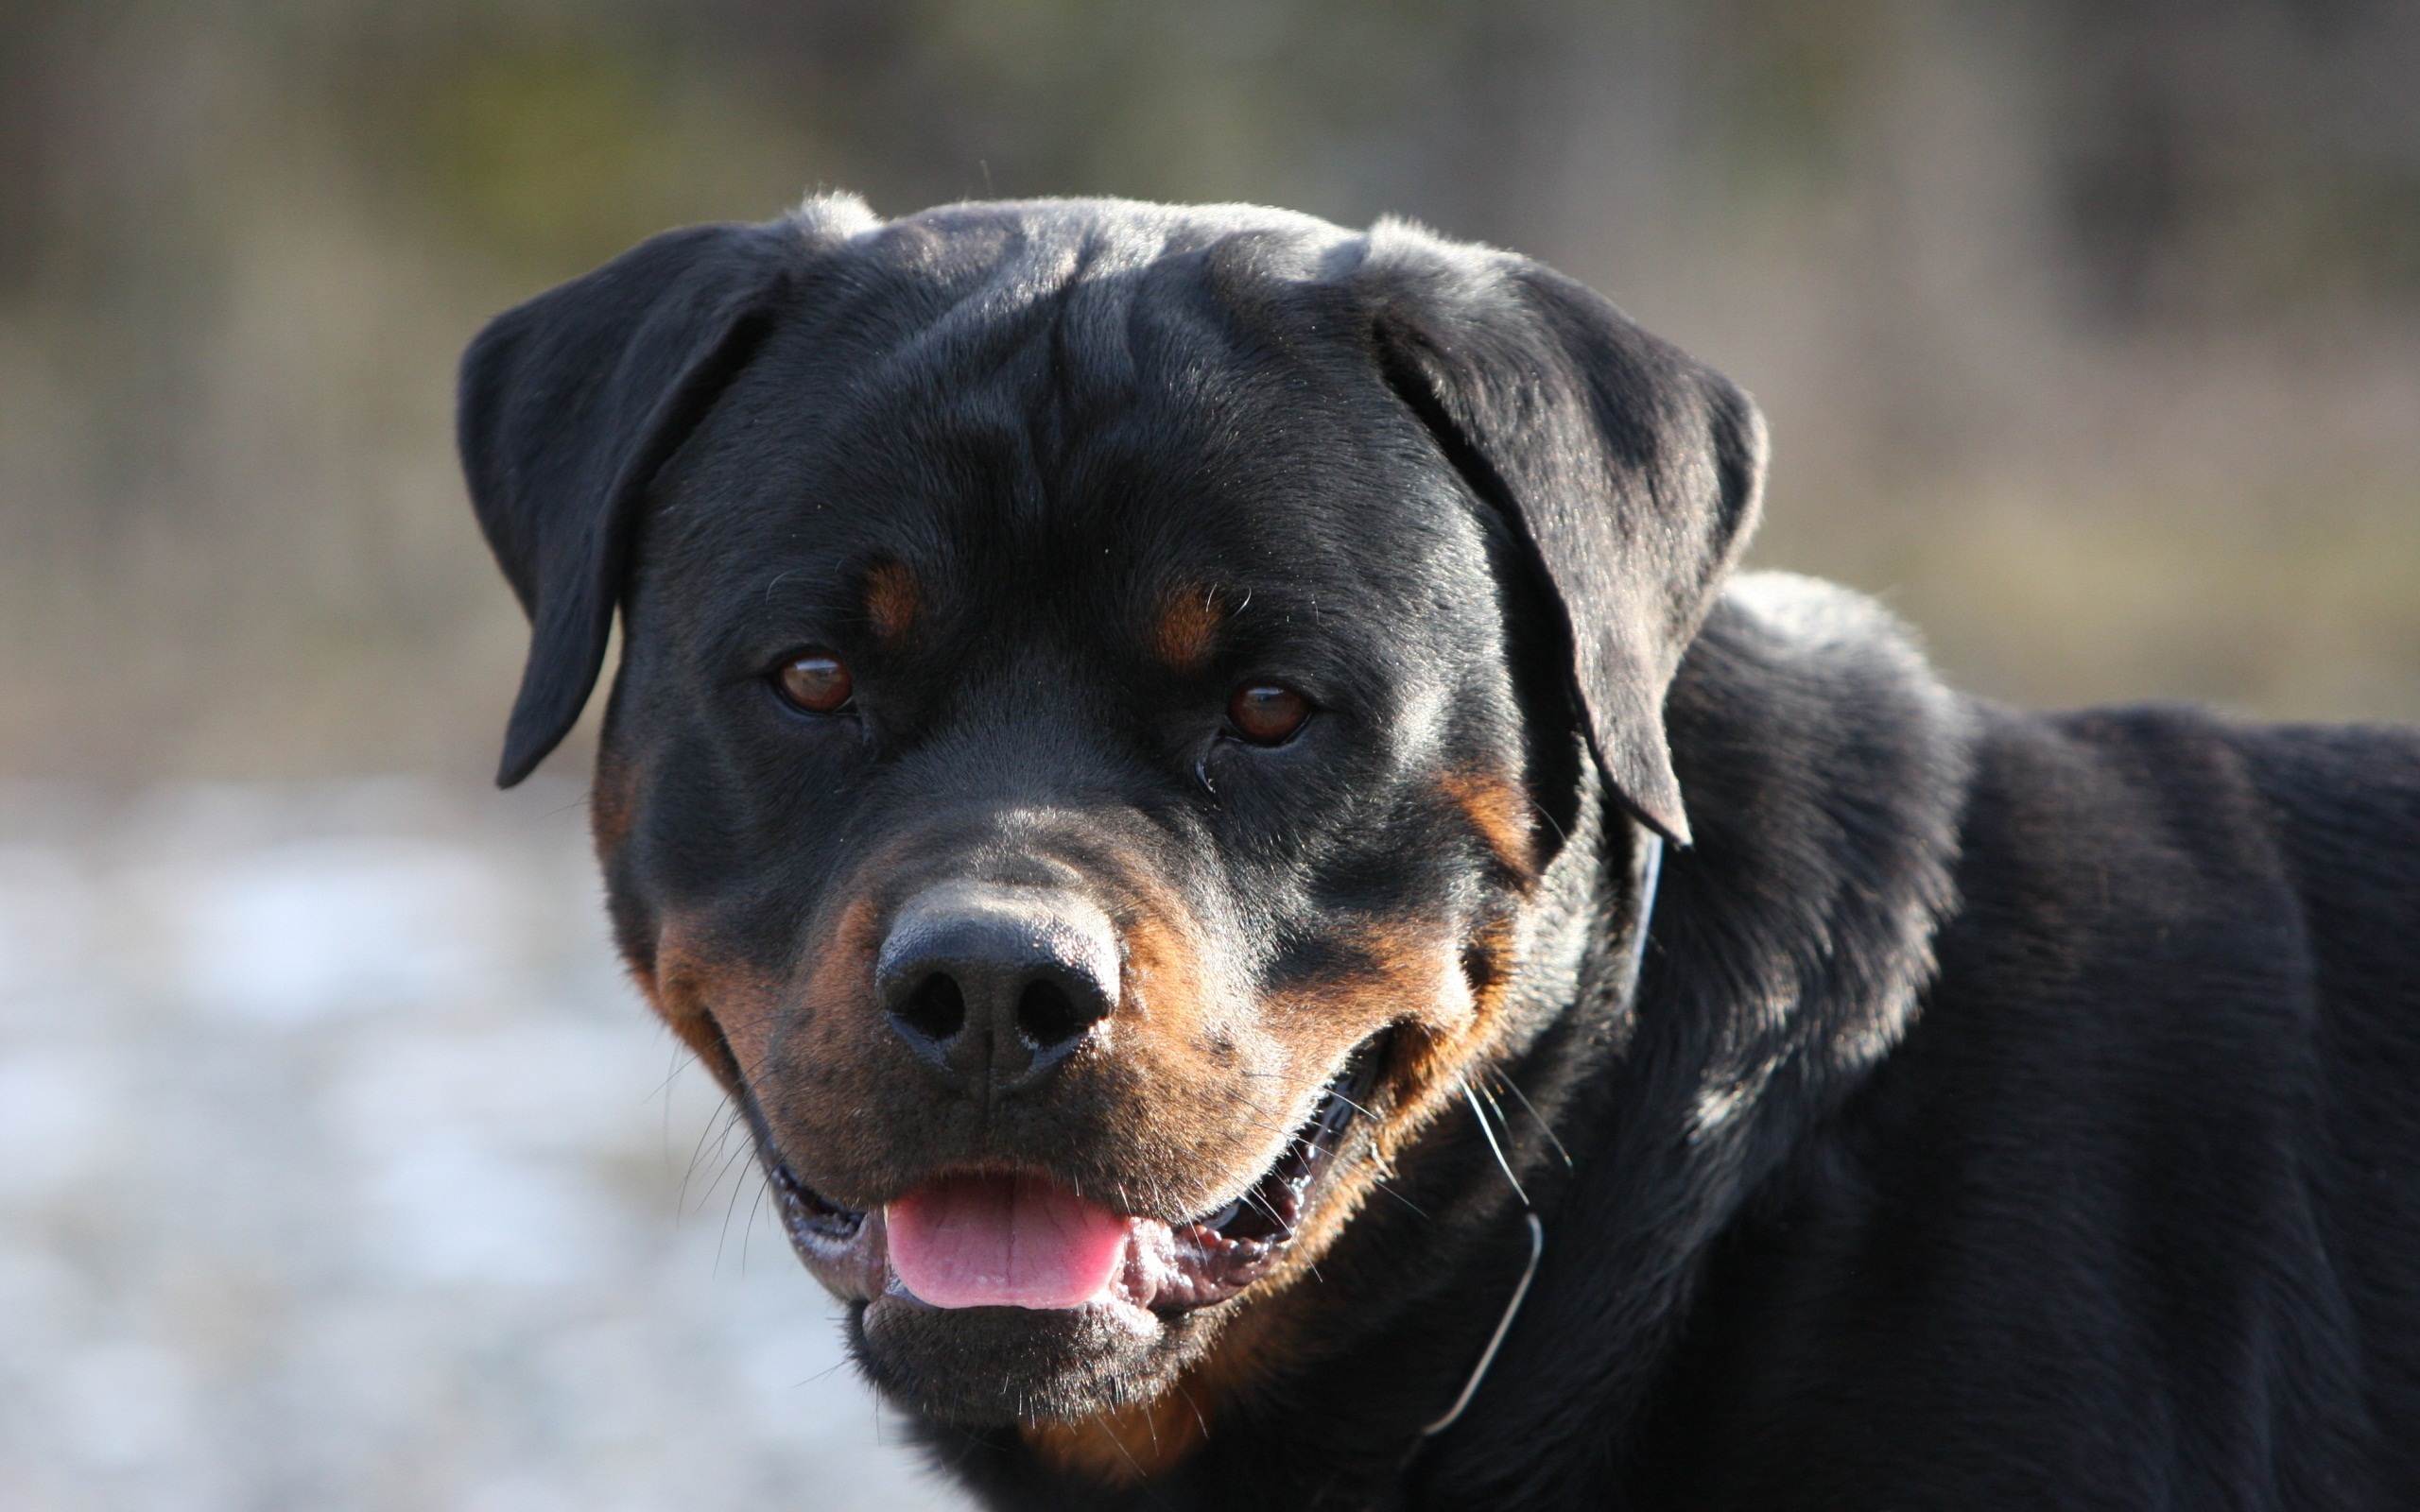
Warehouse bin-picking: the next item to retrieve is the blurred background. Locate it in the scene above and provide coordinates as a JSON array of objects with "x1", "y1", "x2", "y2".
[{"x1": 0, "y1": 1, "x2": 2413, "y2": 1507}]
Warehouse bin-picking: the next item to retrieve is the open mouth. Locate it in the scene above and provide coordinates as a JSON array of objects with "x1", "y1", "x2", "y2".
[{"x1": 765, "y1": 1039, "x2": 1387, "y2": 1315}]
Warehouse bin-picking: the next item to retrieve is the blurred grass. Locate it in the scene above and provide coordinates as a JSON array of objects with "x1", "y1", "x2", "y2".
[
  {"x1": 0, "y1": 0, "x2": 2413, "y2": 783},
  {"x1": 416, "y1": 43, "x2": 813, "y2": 274},
  {"x1": 1812, "y1": 484, "x2": 2420, "y2": 721}
]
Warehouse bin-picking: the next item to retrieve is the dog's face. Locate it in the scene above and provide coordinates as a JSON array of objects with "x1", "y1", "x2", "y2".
[
  {"x1": 458, "y1": 198, "x2": 1764, "y2": 1432},
  {"x1": 604, "y1": 280, "x2": 1548, "y2": 1422}
]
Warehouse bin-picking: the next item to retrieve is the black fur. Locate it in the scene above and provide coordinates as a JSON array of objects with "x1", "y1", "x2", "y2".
[
  {"x1": 458, "y1": 197, "x2": 878, "y2": 783},
  {"x1": 458, "y1": 196, "x2": 2420, "y2": 1509}
]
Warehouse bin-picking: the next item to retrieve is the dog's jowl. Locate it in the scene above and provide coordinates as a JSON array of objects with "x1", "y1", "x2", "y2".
[{"x1": 457, "y1": 196, "x2": 2420, "y2": 1510}]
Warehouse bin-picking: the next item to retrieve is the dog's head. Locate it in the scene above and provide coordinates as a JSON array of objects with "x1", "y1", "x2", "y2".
[{"x1": 458, "y1": 197, "x2": 1762, "y2": 1434}]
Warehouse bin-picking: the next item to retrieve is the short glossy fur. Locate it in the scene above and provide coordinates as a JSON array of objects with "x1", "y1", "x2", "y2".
[{"x1": 458, "y1": 196, "x2": 2420, "y2": 1509}]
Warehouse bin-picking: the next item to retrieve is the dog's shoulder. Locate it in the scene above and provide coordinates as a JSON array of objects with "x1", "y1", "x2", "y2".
[
  {"x1": 2228, "y1": 718, "x2": 2420, "y2": 954},
  {"x1": 1617, "y1": 614, "x2": 2420, "y2": 1507}
]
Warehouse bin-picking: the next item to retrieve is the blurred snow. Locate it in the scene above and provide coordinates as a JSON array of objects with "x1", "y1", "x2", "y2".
[
  {"x1": 0, "y1": 779, "x2": 965, "y2": 1512},
  {"x1": 156, "y1": 836, "x2": 516, "y2": 1026}
]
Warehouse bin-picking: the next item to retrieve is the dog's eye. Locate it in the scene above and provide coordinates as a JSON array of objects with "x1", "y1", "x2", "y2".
[
  {"x1": 772, "y1": 652, "x2": 855, "y2": 714},
  {"x1": 1227, "y1": 683, "x2": 1310, "y2": 746}
]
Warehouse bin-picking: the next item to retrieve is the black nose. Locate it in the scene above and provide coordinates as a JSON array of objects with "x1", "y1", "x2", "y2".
[{"x1": 876, "y1": 883, "x2": 1120, "y2": 1094}]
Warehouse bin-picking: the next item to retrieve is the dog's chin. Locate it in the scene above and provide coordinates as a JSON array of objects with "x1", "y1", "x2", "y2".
[{"x1": 852, "y1": 1291, "x2": 1209, "y2": 1426}]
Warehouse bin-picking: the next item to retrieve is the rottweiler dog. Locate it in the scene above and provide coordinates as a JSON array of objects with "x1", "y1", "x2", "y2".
[{"x1": 456, "y1": 196, "x2": 2420, "y2": 1510}]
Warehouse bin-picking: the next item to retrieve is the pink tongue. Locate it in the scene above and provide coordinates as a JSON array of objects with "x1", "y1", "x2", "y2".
[{"x1": 886, "y1": 1173, "x2": 1133, "y2": 1310}]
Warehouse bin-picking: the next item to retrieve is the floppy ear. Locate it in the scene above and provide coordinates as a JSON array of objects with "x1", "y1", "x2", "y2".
[
  {"x1": 458, "y1": 199, "x2": 873, "y2": 786},
  {"x1": 1351, "y1": 222, "x2": 1767, "y2": 846}
]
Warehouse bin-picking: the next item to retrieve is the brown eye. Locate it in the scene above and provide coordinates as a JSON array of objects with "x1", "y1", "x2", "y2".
[
  {"x1": 774, "y1": 652, "x2": 854, "y2": 714},
  {"x1": 1227, "y1": 683, "x2": 1310, "y2": 746}
]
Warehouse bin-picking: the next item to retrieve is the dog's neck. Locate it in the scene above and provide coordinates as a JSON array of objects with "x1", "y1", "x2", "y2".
[
  {"x1": 937, "y1": 575, "x2": 1976, "y2": 1510},
  {"x1": 1405, "y1": 575, "x2": 1976, "y2": 1509}
]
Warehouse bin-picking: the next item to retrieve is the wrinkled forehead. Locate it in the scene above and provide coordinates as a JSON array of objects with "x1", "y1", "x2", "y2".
[{"x1": 645, "y1": 223, "x2": 1494, "y2": 636}]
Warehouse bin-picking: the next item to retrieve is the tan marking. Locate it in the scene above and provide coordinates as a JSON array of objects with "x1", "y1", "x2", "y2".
[
  {"x1": 864, "y1": 559, "x2": 919, "y2": 641},
  {"x1": 644, "y1": 898, "x2": 877, "y2": 1099},
  {"x1": 629, "y1": 822, "x2": 1530, "y2": 1471},
  {"x1": 589, "y1": 753, "x2": 638, "y2": 859},
  {"x1": 1150, "y1": 585, "x2": 1226, "y2": 674},
  {"x1": 1255, "y1": 910, "x2": 1531, "y2": 1272},
  {"x1": 1024, "y1": 1380, "x2": 1214, "y2": 1485},
  {"x1": 1294, "y1": 928, "x2": 1471, "y2": 1162},
  {"x1": 1020, "y1": 906, "x2": 1525, "y2": 1486},
  {"x1": 1022, "y1": 1297, "x2": 1287, "y2": 1485},
  {"x1": 1090, "y1": 871, "x2": 1284, "y2": 1178},
  {"x1": 1437, "y1": 767, "x2": 1539, "y2": 883},
  {"x1": 644, "y1": 927, "x2": 774, "y2": 1094}
]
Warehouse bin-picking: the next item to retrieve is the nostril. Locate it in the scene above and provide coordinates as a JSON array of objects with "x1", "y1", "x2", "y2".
[
  {"x1": 1015, "y1": 979, "x2": 1090, "y2": 1049},
  {"x1": 895, "y1": 973, "x2": 967, "y2": 1042},
  {"x1": 876, "y1": 885, "x2": 1121, "y2": 1086}
]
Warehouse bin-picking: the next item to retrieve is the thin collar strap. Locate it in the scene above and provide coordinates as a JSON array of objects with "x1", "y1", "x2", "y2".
[
  {"x1": 1419, "y1": 1209, "x2": 1546, "y2": 1437},
  {"x1": 1415, "y1": 829, "x2": 1663, "y2": 1443},
  {"x1": 1620, "y1": 831, "x2": 1664, "y2": 1006}
]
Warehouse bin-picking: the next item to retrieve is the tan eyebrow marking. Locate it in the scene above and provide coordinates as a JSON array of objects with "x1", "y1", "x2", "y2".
[
  {"x1": 863, "y1": 559, "x2": 919, "y2": 641},
  {"x1": 1150, "y1": 584, "x2": 1227, "y2": 674}
]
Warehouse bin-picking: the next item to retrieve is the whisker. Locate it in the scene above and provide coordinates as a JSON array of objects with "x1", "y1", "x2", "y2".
[
  {"x1": 1370, "y1": 1177, "x2": 1430, "y2": 1221},
  {"x1": 1240, "y1": 1187, "x2": 1288, "y2": 1228},
  {"x1": 1494, "y1": 1072, "x2": 1572, "y2": 1168},
  {"x1": 1089, "y1": 1417, "x2": 1179, "y2": 1512},
  {"x1": 1462, "y1": 1079, "x2": 1530, "y2": 1207},
  {"x1": 1176, "y1": 1382, "x2": 1211, "y2": 1443},
  {"x1": 717, "y1": 1157, "x2": 755, "y2": 1274},
  {"x1": 700, "y1": 1123, "x2": 757, "y2": 1218},
  {"x1": 684, "y1": 1108, "x2": 750, "y2": 1218},
  {"x1": 676, "y1": 1107, "x2": 722, "y2": 1213},
  {"x1": 742, "y1": 1175, "x2": 771, "y2": 1274}
]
